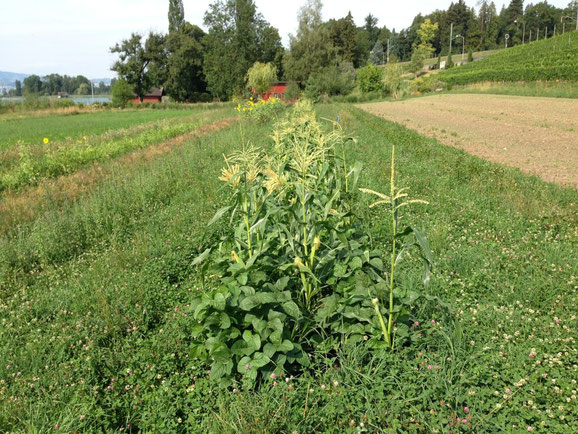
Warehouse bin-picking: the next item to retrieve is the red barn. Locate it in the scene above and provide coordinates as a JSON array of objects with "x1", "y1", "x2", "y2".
[
  {"x1": 133, "y1": 87, "x2": 164, "y2": 104},
  {"x1": 261, "y1": 82, "x2": 289, "y2": 101}
]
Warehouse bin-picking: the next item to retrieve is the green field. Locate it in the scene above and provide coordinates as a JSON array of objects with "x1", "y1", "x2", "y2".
[
  {"x1": 0, "y1": 107, "x2": 220, "y2": 148},
  {"x1": 437, "y1": 32, "x2": 578, "y2": 85},
  {"x1": 0, "y1": 103, "x2": 576, "y2": 432}
]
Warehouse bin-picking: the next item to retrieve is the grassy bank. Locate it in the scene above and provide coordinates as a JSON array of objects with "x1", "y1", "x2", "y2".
[
  {"x1": 0, "y1": 103, "x2": 576, "y2": 432},
  {"x1": 443, "y1": 80, "x2": 578, "y2": 98}
]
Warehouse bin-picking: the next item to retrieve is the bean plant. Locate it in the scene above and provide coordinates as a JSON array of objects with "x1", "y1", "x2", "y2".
[{"x1": 191, "y1": 100, "x2": 434, "y2": 386}]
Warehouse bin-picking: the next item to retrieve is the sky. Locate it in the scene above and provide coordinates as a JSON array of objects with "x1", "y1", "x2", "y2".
[{"x1": 0, "y1": 0, "x2": 573, "y2": 79}]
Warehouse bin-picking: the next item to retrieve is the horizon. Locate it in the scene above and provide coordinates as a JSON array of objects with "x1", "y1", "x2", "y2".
[{"x1": 0, "y1": 0, "x2": 573, "y2": 79}]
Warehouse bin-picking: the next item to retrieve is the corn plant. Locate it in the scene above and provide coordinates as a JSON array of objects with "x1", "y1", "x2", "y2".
[
  {"x1": 360, "y1": 143, "x2": 433, "y2": 349},
  {"x1": 191, "y1": 101, "x2": 434, "y2": 386}
]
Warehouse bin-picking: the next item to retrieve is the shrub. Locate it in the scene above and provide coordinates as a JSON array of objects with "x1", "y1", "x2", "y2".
[
  {"x1": 284, "y1": 81, "x2": 301, "y2": 100},
  {"x1": 305, "y1": 61, "x2": 356, "y2": 99},
  {"x1": 111, "y1": 79, "x2": 134, "y2": 108},
  {"x1": 357, "y1": 63, "x2": 384, "y2": 94},
  {"x1": 409, "y1": 76, "x2": 443, "y2": 94},
  {"x1": 235, "y1": 97, "x2": 286, "y2": 123}
]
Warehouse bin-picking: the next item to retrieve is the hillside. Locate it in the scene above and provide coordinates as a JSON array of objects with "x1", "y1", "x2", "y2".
[
  {"x1": 0, "y1": 71, "x2": 29, "y2": 88},
  {"x1": 437, "y1": 31, "x2": 578, "y2": 85}
]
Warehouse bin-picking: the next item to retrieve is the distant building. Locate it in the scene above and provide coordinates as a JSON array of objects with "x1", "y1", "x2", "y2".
[
  {"x1": 57, "y1": 92, "x2": 69, "y2": 98},
  {"x1": 261, "y1": 82, "x2": 289, "y2": 101},
  {"x1": 133, "y1": 87, "x2": 164, "y2": 104}
]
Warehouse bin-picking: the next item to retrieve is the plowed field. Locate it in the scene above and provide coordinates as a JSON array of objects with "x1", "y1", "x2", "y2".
[{"x1": 358, "y1": 94, "x2": 578, "y2": 187}]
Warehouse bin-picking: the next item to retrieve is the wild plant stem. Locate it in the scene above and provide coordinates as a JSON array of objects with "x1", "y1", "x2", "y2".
[{"x1": 387, "y1": 144, "x2": 397, "y2": 350}]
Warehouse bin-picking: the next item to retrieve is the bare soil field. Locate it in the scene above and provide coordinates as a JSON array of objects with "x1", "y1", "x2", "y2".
[{"x1": 358, "y1": 94, "x2": 578, "y2": 187}]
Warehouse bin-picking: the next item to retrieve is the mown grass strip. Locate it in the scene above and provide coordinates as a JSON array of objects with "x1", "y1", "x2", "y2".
[{"x1": 0, "y1": 109, "x2": 230, "y2": 192}]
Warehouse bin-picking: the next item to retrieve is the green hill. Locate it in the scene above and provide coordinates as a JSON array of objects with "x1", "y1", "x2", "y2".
[{"x1": 437, "y1": 31, "x2": 578, "y2": 85}]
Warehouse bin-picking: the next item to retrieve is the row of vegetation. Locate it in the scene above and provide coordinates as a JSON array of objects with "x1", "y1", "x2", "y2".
[
  {"x1": 2, "y1": 74, "x2": 113, "y2": 99},
  {"x1": 0, "y1": 108, "x2": 230, "y2": 192},
  {"x1": 1, "y1": 101, "x2": 575, "y2": 431},
  {"x1": 438, "y1": 31, "x2": 578, "y2": 85},
  {"x1": 108, "y1": 0, "x2": 578, "y2": 104}
]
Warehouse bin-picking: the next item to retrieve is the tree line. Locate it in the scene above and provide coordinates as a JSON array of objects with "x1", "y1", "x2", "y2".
[
  {"x1": 108, "y1": 0, "x2": 577, "y2": 103},
  {"x1": 4, "y1": 75, "x2": 114, "y2": 98}
]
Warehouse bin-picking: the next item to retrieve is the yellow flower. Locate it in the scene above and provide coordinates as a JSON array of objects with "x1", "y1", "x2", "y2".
[
  {"x1": 83, "y1": 136, "x2": 87, "y2": 140},
  {"x1": 43, "y1": 138, "x2": 49, "y2": 144}
]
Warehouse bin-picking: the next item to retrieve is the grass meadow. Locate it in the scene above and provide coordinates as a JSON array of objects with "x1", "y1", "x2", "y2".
[
  {"x1": 0, "y1": 107, "x2": 225, "y2": 149},
  {"x1": 0, "y1": 103, "x2": 576, "y2": 432}
]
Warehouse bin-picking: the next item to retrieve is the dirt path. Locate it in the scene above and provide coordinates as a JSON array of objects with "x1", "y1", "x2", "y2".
[
  {"x1": 358, "y1": 94, "x2": 578, "y2": 187},
  {"x1": 0, "y1": 117, "x2": 237, "y2": 233}
]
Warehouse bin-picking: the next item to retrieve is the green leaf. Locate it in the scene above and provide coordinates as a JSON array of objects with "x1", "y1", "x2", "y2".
[
  {"x1": 412, "y1": 227, "x2": 434, "y2": 287},
  {"x1": 237, "y1": 356, "x2": 252, "y2": 373},
  {"x1": 243, "y1": 330, "x2": 261, "y2": 351},
  {"x1": 263, "y1": 343, "x2": 276, "y2": 358},
  {"x1": 250, "y1": 352, "x2": 270, "y2": 368},
  {"x1": 334, "y1": 262, "x2": 347, "y2": 278},
  {"x1": 239, "y1": 295, "x2": 259, "y2": 311},
  {"x1": 213, "y1": 293, "x2": 226, "y2": 311},
  {"x1": 275, "y1": 276, "x2": 290, "y2": 291},
  {"x1": 282, "y1": 301, "x2": 302, "y2": 319},
  {"x1": 369, "y1": 257, "x2": 384, "y2": 271},
  {"x1": 192, "y1": 248, "x2": 211, "y2": 267},
  {"x1": 219, "y1": 312, "x2": 231, "y2": 329},
  {"x1": 208, "y1": 206, "x2": 232, "y2": 226},
  {"x1": 210, "y1": 360, "x2": 233, "y2": 380},
  {"x1": 255, "y1": 292, "x2": 275, "y2": 304},
  {"x1": 277, "y1": 340, "x2": 294, "y2": 352},
  {"x1": 349, "y1": 256, "x2": 363, "y2": 270},
  {"x1": 231, "y1": 339, "x2": 250, "y2": 356},
  {"x1": 237, "y1": 272, "x2": 248, "y2": 286}
]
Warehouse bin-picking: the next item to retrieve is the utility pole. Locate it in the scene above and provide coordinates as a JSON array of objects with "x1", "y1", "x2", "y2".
[
  {"x1": 387, "y1": 38, "x2": 390, "y2": 63},
  {"x1": 449, "y1": 23, "x2": 453, "y2": 60}
]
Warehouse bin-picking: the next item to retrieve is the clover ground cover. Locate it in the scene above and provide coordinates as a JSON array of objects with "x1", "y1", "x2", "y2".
[{"x1": 0, "y1": 103, "x2": 576, "y2": 432}]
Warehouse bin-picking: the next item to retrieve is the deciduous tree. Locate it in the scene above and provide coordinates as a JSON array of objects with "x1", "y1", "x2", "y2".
[{"x1": 246, "y1": 62, "x2": 277, "y2": 95}]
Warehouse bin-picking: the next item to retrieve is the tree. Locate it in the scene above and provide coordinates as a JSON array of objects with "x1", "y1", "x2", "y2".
[
  {"x1": 283, "y1": 0, "x2": 336, "y2": 82},
  {"x1": 364, "y1": 13, "x2": 380, "y2": 45},
  {"x1": 110, "y1": 32, "x2": 167, "y2": 101},
  {"x1": 165, "y1": 22, "x2": 206, "y2": 101},
  {"x1": 15, "y1": 80, "x2": 22, "y2": 97},
  {"x1": 246, "y1": 62, "x2": 277, "y2": 95},
  {"x1": 203, "y1": 0, "x2": 281, "y2": 100},
  {"x1": 410, "y1": 18, "x2": 438, "y2": 73},
  {"x1": 168, "y1": 0, "x2": 185, "y2": 33},
  {"x1": 111, "y1": 79, "x2": 134, "y2": 107},
  {"x1": 369, "y1": 39, "x2": 384, "y2": 65},
  {"x1": 506, "y1": 0, "x2": 524, "y2": 45},
  {"x1": 23, "y1": 75, "x2": 42, "y2": 95},
  {"x1": 327, "y1": 12, "x2": 356, "y2": 64}
]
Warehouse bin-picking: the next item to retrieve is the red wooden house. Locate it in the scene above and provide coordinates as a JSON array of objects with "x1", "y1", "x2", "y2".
[{"x1": 133, "y1": 87, "x2": 164, "y2": 104}]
